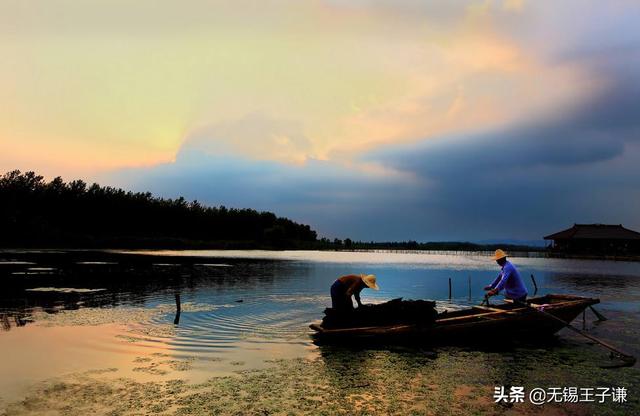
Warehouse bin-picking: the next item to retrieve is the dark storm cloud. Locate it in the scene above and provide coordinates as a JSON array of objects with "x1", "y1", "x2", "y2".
[
  {"x1": 363, "y1": 62, "x2": 640, "y2": 240},
  {"x1": 370, "y1": 62, "x2": 640, "y2": 178}
]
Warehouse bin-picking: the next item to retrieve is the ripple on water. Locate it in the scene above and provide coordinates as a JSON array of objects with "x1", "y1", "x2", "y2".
[{"x1": 147, "y1": 295, "x2": 320, "y2": 355}]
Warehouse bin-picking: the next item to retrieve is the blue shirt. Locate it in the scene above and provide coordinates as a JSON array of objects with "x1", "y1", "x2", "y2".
[{"x1": 490, "y1": 260, "x2": 528, "y2": 299}]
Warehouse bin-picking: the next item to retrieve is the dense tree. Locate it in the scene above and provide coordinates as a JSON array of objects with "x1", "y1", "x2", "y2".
[{"x1": 0, "y1": 170, "x2": 318, "y2": 248}]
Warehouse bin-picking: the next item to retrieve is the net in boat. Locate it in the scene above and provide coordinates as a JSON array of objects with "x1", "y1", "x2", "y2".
[{"x1": 321, "y1": 298, "x2": 438, "y2": 329}]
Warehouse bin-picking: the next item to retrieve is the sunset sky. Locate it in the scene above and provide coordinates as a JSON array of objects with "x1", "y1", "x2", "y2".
[{"x1": 2, "y1": 0, "x2": 639, "y2": 242}]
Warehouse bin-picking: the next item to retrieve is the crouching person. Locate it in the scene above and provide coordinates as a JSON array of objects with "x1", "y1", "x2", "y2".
[{"x1": 330, "y1": 274, "x2": 379, "y2": 311}]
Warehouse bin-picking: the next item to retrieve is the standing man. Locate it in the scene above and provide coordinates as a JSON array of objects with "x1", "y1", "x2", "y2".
[
  {"x1": 330, "y1": 274, "x2": 379, "y2": 311},
  {"x1": 484, "y1": 249, "x2": 528, "y2": 302}
]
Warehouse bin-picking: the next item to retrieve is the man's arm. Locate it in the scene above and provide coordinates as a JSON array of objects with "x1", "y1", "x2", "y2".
[
  {"x1": 484, "y1": 274, "x2": 502, "y2": 290},
  {"x1": 354, "y1": 290, "x2": 362, "y2": 307},
  {"x1": 492, "y1": 266, "x2": 513, "y2": 293},
  {"x1": 345, "y1": 278, "x2": 361, "y2": 305}
]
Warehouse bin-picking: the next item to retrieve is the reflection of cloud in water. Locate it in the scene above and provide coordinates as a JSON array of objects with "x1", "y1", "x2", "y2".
[
  {"x1": 114, "y1": 249, "x2": 640, "y2": 276},
  {"x1": 3, "y1": 250, "x2": 640, "y2": 407}
]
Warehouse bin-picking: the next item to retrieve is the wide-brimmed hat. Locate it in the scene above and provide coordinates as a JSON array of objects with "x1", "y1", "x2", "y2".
[
  {"x1": 493, "y1": 249, "x2": 507, "y2": 261},
  {"x1": 361, "y1": 274, "x2": 379, "y2": 290}
]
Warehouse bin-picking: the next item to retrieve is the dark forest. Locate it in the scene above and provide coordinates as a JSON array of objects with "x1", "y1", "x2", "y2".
[{"x1": 0, "y1": 170, "x2": 318, "y2": 248}]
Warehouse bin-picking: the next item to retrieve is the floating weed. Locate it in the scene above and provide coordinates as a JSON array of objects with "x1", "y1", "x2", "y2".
[
  {"x1": 151, "y1": 352, "x2": 171, "y2": 358},
  {"x1": 84, "y1": 368, "x2": 118, "y2": 375},
  {"x1": 115, "y1": 334, "x2": 144, "y2": 343},
  {"x1": 162, "y1": 360, "x2": 194, "y2": 372},
  {"x1": 29, "y1": 308, "x2": 157, "y2": 327},
  {"x1": 200, "y1": 356, "x2": 223, "y2": 362},
  {"x1": 132, "y1": 365, "x2": 168, "y2": 376},
  {"x1": 2, "y1": 348, "x2": 639, "y2": 415}
]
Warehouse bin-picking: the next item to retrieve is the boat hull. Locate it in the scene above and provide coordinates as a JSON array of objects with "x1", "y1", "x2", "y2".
[{"x1": 310, "y1": 294, "x2": 600, "y2": 344}]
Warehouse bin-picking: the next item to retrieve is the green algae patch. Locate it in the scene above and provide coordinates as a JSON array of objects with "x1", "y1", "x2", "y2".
[
  {"x1": 2, "y1": 346, "x2": 639, "y2": 416},
  {"x1": 28, "y1": 307, "x2": 159, "y2": 327}
]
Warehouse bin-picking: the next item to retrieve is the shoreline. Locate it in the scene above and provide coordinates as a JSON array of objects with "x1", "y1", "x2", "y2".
[{"x1": 2, "y1": 247, "x2": 639, "y2": 263}]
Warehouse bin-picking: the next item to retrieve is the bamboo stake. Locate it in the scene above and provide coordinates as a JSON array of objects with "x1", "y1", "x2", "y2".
[
  {"x1": 174, "y1": 293, "x2": 181, "y2": 325},
  {"x1": 530, "y1": 274, "x2": 538, "y2": 295},
  {"x1": 589, "y1": 306, "x2": 608, "y2": 321}
]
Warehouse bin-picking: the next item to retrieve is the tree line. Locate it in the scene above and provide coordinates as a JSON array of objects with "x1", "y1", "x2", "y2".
[
  {"x1": 315, "y1": 239, "x2": 542, "y2": 252},
  {"x1": 0, "y1": 170, "x2": 318, "y2": 248},
  {"x1": 0, "y1": 170, "x2": 542, "y2": 251}
]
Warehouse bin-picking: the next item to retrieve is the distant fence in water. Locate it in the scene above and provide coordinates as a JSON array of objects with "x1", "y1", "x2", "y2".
[{"x1": 331, "y1": 249, "x2": 548, "y2": 258}]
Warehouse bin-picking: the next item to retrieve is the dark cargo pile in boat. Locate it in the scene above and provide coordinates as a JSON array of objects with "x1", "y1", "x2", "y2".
[{"x1": 321, "y1": 298, "x2": 438, "y2": 329}]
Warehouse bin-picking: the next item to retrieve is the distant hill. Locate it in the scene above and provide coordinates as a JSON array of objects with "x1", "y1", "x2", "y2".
[{"x1": 0, "y1": 170, "x2": 318, "y2": 249}]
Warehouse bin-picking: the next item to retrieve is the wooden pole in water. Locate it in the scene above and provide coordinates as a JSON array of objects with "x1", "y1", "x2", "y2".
[
  {"x1": 448, "y1": 277, "x2": 452, "y2": 300},
  {"x1": 468, "y1": 276, "x2": 471, "y2": 301},
  {"x1": 589, "y1": 306, "x2": 608, "y2": 321},
  {"x1": 174, "y1": 293, "x2": 181, "y2": 325},
  {"x1": 530, "y1": 274, "x2": 538, "y2": 295}
]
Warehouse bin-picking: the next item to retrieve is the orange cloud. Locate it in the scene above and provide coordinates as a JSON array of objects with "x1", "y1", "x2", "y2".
[{"x1": 0, "y1": 0, "x2": 593, "y2": 178}]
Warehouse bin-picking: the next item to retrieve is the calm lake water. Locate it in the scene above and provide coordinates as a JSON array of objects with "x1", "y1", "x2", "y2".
[{"x1": 1, "y1": 250, "x2": 639, "y2": 413}]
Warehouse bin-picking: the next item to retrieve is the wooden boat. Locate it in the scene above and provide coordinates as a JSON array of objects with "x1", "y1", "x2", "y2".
[{"x1": 309, "y1": 294, "x2": 599, "y2": 344}]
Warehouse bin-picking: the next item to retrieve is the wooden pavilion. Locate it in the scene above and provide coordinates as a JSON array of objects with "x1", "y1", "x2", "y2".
[{"x1": 544, "y1": 224, "x2": 640, "y2": 255}]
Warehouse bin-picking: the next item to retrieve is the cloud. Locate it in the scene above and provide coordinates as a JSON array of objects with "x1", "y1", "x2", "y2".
[
  {"x1": 362, "y1": 55, "x2": 640, "y2": 239},
  {"x1": 6, "y1": 1, "x2": 640, "y2": 241},
  {"x1": 1, "y1": 0, "x2": 591, "y2": 176},
  {"x1": 101, "y1": 149, "x2": 420, "y2": 240},
  {"x1": 101, "y1": 31, "x2": 640, "y2": 242},
  {"x1": 369, "y1": 43, "x2": 640, "y2": 174},
  {"x1": 181, "y1": 113, "x2": 313, "y2": 164}
]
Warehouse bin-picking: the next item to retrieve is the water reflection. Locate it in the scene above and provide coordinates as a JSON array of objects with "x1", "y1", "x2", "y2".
[
  {"x1": 0, "y1": 255, "x2": 315, "y2": 332},
  {"x1": 1, "y1": 249, "x2": 639, "y2": 414},
  {"x1": 1, "y1": 249, "x2": 639, "y2": 350}
]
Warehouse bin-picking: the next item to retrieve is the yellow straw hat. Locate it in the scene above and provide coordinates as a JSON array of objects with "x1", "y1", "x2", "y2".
[
  {"x1": 361, "y1": 274, "x2": 379, "y2": 290},
  {"x1": 493, "y1": 249, "x2": 507, "y2": 261}
]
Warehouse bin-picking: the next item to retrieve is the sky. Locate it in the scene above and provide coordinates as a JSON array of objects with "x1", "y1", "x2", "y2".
[{"x1": 2, "y1": 0, "x2": 639, "y2": 242}]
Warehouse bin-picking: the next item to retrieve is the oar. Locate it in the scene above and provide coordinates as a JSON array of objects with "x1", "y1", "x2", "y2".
[
  {"x1": 480, "y1": 294, "x2": 491, "y2": 306},
  {"x1": 512, "y1": 300, "x2": 636, "y2": 368}
]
